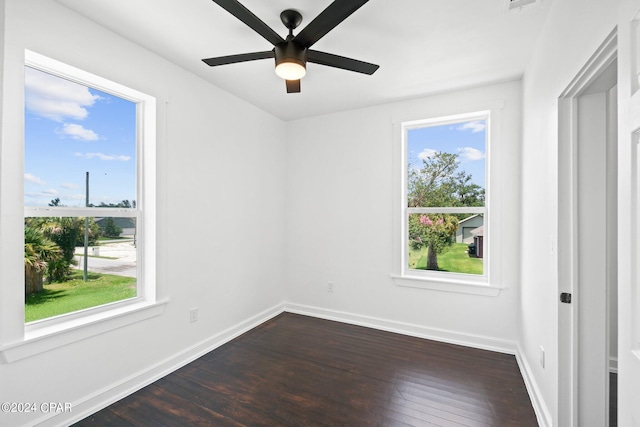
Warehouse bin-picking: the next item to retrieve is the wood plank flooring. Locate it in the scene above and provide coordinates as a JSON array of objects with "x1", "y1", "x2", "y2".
[
  {"x1": 610, "y1": 372, "x2": 617, "y2": 427},
  {"x1": 74, "y1": 313, "x2": 538, "y2": 426}
]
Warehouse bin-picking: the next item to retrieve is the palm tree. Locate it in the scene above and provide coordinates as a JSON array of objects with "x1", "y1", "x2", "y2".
[
  {"x1": 27, "y1": 217, "x2": 89, "y2": 281},
  {"x1": 24, "y1": 226, "x2": 61, "y2": 295}
]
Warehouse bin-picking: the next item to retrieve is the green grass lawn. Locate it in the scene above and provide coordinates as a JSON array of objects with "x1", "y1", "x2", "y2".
[
  {"x1": 25, "y1": 271, "x2": 136, "y2": 323},
  {"x1": 409, "y1": 243, "x2": 483, "y2": 275}
]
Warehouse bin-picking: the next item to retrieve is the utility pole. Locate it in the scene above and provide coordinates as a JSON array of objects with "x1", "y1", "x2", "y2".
[{"x1": 83, "y1": 171, "x2": 89, "y2": 282}]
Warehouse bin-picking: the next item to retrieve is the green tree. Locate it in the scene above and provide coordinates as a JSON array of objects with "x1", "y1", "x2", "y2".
[
  {"x1": 103, "y1": 217, "x2": 122, "y2": 237},
  {"x1": 24, "y1": 225, "x2": 62, "y2": 295},
  {"x1": 82, "y1": 220, "x2": 101, "y2": 246},
  {"x1": 408, "y1": 214, "x2": 459, "y2": 270},
  {"x1": 408, "y1": 152, "x2": 484, "y2": 208},
  {"x1": 407, "y1": 151, "x2": 484, "y2": 270},
  {"x1": 28, "y1": 217, "x2": 80, "y2": 281},
  {"x1": 26, "y1": 217, "x2": 98, "y2": 281},
  {"x1": 93, "y1": 200, "x2": 135, "y2": 208}
]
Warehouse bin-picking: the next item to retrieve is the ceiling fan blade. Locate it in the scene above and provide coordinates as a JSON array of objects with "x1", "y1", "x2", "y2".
[
  {"x1": 286, "y1": 79, "x2": 301, "y2": 93},
  {"x1": 202, "y1": 51, "x2": 274, "y2": 67},
  {"x1": 307, "y1": 50, "x2": 379, "y2": 75},
  {"x1": 211, "y1": 0, "x2": 284, "y2": 46},
  {"x1": 293, "y1": 0, "x2": 370, "y2": 48}
]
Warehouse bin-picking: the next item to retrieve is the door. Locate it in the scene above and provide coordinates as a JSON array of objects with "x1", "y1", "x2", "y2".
[
  {"x1": 577, "y1": 82, "x2": 617, "y2": 426},
  {"x1": 557, "y1": 32, "x2": 617, "y2": 427},
  {"x1": 617, "y1": 2, "x2": 640, "y2": 424}
]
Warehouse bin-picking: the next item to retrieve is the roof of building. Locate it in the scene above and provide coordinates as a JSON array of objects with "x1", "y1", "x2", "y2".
[{"x1": 471, "y1": 226, "x2": 484, "y2": 237}]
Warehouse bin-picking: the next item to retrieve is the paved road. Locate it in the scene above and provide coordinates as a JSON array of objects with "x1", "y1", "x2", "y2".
[{"x1": 75, "y1": 255, "x2": 136, "y2": 278}]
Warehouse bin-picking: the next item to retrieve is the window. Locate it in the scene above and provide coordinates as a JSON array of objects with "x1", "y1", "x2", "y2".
[
  {"x1": 22, "y1": 51, "x2": 157, "y2": 331},
  {"x1": 395, "y1": 111, "x2": 495, "y2": 291}
]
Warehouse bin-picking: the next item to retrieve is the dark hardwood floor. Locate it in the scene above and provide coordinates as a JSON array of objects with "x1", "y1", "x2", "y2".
[
  {"x1": 75, "y1": 313, "x2": 538, "y2": 426},
  {"x1": 610, "y1": 372, "x2": 617, "y2": 427}
]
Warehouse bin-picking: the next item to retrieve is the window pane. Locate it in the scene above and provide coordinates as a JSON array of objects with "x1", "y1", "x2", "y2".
[
  {"x1": 23, "y1": 64, "x2": 139, "y2": 323},
  {"x1": 407, "y1": 119, "x2": 486, "y2": 208},
  {"x1": 24, "y1": 216, "x2": 137, "y2": 323},
  {"x1": 405, "y1": 117, "x2": 487, "y2": 277},
  {"x1": 407, "y1": 213, "x2": 484, "y2": 275},
  {"x1": 24, "y1": 66, "x2": 136, "y2": 208}
]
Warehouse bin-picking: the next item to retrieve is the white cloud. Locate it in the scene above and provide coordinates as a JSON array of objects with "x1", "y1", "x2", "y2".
[
  {"x1": 57, "y1": 123, "x2": 99, "y2": 141},
  {"x1": 81, "y1": 152, "x2": 131, "y2": 161},
  {"x1": 25, "y1": 173, "x2": 46, "y2": 186},
  {"x1": 458, "y1": 121, "x2": 486, "y2": 133},
  {"x1": 43, "y1": 188, "x2": 59, "y2": 195},
  {"x1": 458, "y1": 147, "x2": 485, "y2": 161},
  {"x1": 61, "y1": 182, "x2": 80, "y2": 189},
  {"x1": 24, "y1": 67, "x2": 101, "y2": 122},
  {"x1": 417, "y1": 148, "x2": 437, "y2": 160}
]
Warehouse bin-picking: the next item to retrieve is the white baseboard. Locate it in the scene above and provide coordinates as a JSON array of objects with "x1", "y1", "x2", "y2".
[
  {"x1": 515, "y1": 344, "x2": 552, "y2": 427},
  {"x1": 38, "y1": 303, "x2": 285, "y2": 427},
  {"x1": 284, "y1": 302, "x2": 517, "y2": 354}
]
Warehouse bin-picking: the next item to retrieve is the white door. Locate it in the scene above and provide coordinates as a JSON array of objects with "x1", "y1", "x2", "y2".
[
  {"x1": 557, "y1": 32, "x2": 618, "y2": 426},
  {"x1": 618, "y1": 1, "x2": 640, "y2": 424},
  {"x1": 577, "y1": 85, "x2": 616, "y2": 426}
]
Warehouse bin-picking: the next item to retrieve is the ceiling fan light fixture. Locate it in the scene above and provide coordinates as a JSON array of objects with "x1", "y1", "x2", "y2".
[
  {"x1": 274, "y1": 40, "x2": 307, "y2": 80},
  {"x1": 275, "y1": 61, "x2": 306, "y2": 80}
]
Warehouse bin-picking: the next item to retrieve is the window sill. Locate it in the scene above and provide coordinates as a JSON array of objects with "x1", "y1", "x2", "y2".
[
  {"x1": 391, "y1": 274, "x2": 503, "y2": 296},
  {"x1": 0, "y1": 298, "x2": 168, "y2": 364}
]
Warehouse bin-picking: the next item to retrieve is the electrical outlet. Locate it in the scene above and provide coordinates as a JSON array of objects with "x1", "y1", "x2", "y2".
[
  {"x1": 327, "y1": 282, "x2": 334, "y2": 293},
  {"x1": 190, "y1": 307, "x2": 198, "y2": 323},
  {"x1": 540, "y1": 345, "x2": 545, "y2": 368}
]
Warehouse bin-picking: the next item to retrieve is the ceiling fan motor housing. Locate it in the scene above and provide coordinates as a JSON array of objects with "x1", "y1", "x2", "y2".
[{"x1": 274, "y1": 40, "x2": 307, "y2": 70}]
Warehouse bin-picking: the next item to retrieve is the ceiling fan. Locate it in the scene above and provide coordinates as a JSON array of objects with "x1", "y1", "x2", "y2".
[{"x1": 202, "y1": 0, "x2": 380, "y2": 93}]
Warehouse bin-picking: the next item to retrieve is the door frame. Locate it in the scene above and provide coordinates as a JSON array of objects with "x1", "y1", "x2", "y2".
[{"x1": 557, "y1": 29, "x2": 618, "y2": 427}]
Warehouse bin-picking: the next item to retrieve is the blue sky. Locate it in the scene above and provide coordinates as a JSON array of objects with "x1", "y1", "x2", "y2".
[
  {"x1": 24, "y1": 67, "x2": 136, "y2": 207},
  {"x1": 407, "y1": 119, "x2": 486, "y2": 188}
]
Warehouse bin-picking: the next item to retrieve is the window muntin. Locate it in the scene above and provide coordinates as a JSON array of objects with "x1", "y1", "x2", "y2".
[
  {"x1": 23, "y1": 51, "x2": 154, "y2": 325},
  {"x1": 402, "y1": 113, "x2": 488, "y2": 281}
]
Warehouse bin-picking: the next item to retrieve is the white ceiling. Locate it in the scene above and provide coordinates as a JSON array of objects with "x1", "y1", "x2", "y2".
[{"x1": 55, "y1": 0, "x2": 552, "y2": 121}]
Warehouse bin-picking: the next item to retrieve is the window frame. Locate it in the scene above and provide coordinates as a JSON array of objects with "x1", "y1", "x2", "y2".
[
  {"x1": 0, "y1": 50, "x2": 163, "y2": 362},
  {"x1": 392, "y1": 108, "x2": 503, "y2": 296}
]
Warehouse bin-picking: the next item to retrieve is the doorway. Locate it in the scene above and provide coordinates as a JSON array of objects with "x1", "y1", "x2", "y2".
[
  {"x1": 576, "y1": 60, "x2": 618, "y2": 427},
  {"x1": 557, "y1": 31, "x2": 617, "y2": 427}
]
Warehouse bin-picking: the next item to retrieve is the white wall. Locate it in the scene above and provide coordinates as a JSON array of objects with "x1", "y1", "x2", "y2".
[
  {"x1": 520, "y1": 0, "x2": 622, "y2": 425},
  {"x1": 0, "y1": 1, "x2": 286, "y2": 425},
  {"x1": 284, "y1": 81, "x2": 522, "y2": 351}
]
